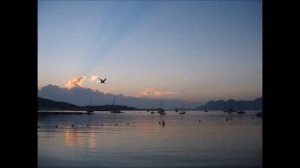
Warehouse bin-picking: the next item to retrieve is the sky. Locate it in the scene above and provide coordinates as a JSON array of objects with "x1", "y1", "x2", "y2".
[{"x1": 38, "y1": 0, "x2": 262, "y2": 104}]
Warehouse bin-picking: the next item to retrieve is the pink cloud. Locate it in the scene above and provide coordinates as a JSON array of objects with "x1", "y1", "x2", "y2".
[
  {"x1": 140, "y1": 88, "x2": 176, "y2": 97},
  {"x1": 140, "y1": 88, "x2": 154, "y2": 97},
  {"x1": 65, "y1": 76, "x2": 86, "y2": 89},
  {"x1": 153, "y1": 91, "x2": 176, "y2": 96},
  {"x1": 90, "y1": 75, "x2": 99, "y2": 82}
]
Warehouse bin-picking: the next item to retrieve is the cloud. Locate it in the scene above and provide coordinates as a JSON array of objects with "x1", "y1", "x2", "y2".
[
  {"x1": 140, "y1": 88, "x2": 176, "y2": 97},
  {"x1": 90, "y1": 75, "x2": 99, "y2": 82},
  {"x1": 65, "y1": 76, "x2": 86, "y2": 89},
  {"x1": 154, "y1": 91, "x2": 176, "y2": 96},
  {"x1": 38, "y1": 84, "x2": 199, "y2": 108},
  {"x1": 140, "y1": 88, "x2": 154, "y2": 97}
]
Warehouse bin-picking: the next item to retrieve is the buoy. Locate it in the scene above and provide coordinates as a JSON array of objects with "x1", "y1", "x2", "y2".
[
  {"x1": 55, "y1": 125, "x2": 58, "y2": 128},
  {"x1": 115, "y1": 123, "x2": 118, "y2": 126}
]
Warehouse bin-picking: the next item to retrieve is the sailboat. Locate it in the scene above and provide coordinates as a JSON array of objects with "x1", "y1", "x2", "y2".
[
  {"x1": 150, "y1": 99, "x2": 155, "y2": 114},
  {"x1": 86, "y1": 97, "x2": 94, "y2": 114},
  {"x1": 237, "y1": 99, "x2": 246, "y2": 114},
  {"x1": 110, "y1": 95, "x2": 123, "y2": 113},
  {"x1": 226, "y1": 99, "x2": 236, "y2": 113},
  {"x1": 256, "y1": 112, "x2": 262, "y2": 117},
  {"x1": 179, "y1": 101, "x2": 186, "y2": 115},
  {"x1": 157, "y1": 100, "x2": 166, "y2": 115}
]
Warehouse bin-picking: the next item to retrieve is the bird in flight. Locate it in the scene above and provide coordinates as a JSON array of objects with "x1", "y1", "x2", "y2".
[{"x1": 98, "y1": 78, "x2": 106, "y2": 83}]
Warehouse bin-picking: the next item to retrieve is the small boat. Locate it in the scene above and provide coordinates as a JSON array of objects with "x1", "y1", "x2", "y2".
[
  {"x1": 175, "y1": 109, "x2": 179, "y2": 112},
  {"x1": 226, "y1": 108, "x2": 236, "y2": 113},
  {"x1": 236, "y1": 100, "x2": 245, "y2": 114},
  {"x1": 157, "y1": 100, "x2": 166, "y2": 115},
  {"x1": 204, "y1": 110, "x2": 208, "y2": 112},
  {"x1": 87, "y1": 109, "x2": 94, "y2": 114},
  {"x1": 111, "y1": 108, "x2": 123, "y2": 113},
  {"x1": 110, "y1": 95, "x2": 124, "y2": 113},
  {"x1": 150, "y1": 111, "x2": 155, "y2": 114},
  {"x1": 179, "y1": 111, "x2": 186, "y2": 115},
  {"x1": 237, "y1": 110, "x2": 246, "y2": 114},
  {"x1": 86, "y1": 97, "x2": 94, "y2": 114},
  {"x1": 256, "y1": 112, "x2": 262, "y2": 117},
  {"x1": 179, "y1": 101, "x2": 186, "y2": 115},
  {"x1": 157, "y1": 108, "x2": 166, "y2": 115}
]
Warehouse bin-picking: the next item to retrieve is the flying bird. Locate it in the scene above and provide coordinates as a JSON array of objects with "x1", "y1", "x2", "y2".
[{"x1": 98, "y1": 78, "x2": 106, "y2": 83}]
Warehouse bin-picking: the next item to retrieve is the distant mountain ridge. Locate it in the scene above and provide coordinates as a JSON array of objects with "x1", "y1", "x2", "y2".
[
  {"x1": 38, "y1": 97, "x2": 137, "y2": 111},
  {"x1": 38, "y1": 97, "x2": 81, "y2": 110},
  {"x1": 195, "y1": 97, "x2": 262, "y2": 110}
]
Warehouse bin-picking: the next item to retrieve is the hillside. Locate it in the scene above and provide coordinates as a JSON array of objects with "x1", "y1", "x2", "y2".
[
  {"x1": 195, "y1": 97, "x2": 262, "y2": 111},
  {"x1": 38, "y1": 97, "x2": 81, "y2": 110},
  {"x1": 38, "y1": 97, "x2": 137, "y2": 111}
]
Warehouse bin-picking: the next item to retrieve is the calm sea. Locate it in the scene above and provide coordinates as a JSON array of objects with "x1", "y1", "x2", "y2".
[{"x1": 38, "y1": 110, "x2": 262, "y2": 168}]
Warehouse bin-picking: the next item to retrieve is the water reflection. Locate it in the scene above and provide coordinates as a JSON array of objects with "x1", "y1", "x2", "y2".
[
  {"x1": 88, "y1": 127, "x2": 97, "y2": 151},
  {"x1": 65, "y1": 129, "x2": 83, "y2": 147}
]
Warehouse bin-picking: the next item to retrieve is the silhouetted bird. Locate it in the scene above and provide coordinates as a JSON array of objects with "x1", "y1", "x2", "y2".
[{"x1": 98, "y1": 78, "x2": 106, "y2": 83}]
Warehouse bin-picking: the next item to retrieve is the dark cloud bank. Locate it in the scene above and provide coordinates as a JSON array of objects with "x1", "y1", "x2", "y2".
[{"x1": 38, "y1": 84, "x2": 201, "y2": 109}]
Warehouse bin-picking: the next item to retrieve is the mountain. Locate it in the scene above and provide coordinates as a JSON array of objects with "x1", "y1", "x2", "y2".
[
  {"x1": 38, "y1": 97, "x2": 138, "y2": 111},
  {"x1": 38, "y1": 97, "x2": 80, "y2": 110},
  {"x1": 195, "y1": 97, "x2": 262, "y2": 111}
]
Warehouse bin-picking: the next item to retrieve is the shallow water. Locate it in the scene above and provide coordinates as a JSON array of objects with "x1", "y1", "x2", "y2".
[{"x1": 38, "y1": 110, "x2": 262, "y2": 168}]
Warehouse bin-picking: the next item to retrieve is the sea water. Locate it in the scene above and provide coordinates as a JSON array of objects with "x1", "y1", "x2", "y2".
[{"x1": 38, "y1": 111, "x2": 262, "y2": 168}]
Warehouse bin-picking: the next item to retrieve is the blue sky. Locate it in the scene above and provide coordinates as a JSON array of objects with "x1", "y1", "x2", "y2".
[{"x1": 38, "y1": 0, "x2": 262, "y2": 103}]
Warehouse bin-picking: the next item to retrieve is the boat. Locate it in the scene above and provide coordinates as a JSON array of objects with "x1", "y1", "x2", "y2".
[
  {"x1": 237, "y1": 110, "x2": 246, "y2": 114},
  {"x1": 175, "y1": 108, "x2": 179, "y2": 112},
  {"x1": 111, "y1": 108, "x2": 123, "y2": 113},
  {"x1": 226, "y1": 100, "x2": 236, "y2": 113},
  {"x1": 179, "y1": 101, "x2": 186, "y2": 115},
  {"x1": 87, "y1": 109, "x2": 94, "y2": 114},
  {"x1": 110, "y1": 95, "x2": 123, "y2": 113},
  {"x1": 157, "y1": 100, "x2": 166, "y2": 115},
  {"x1": 204, "y1": 110, "x2": 208, "y2": 112},
  {"x1": 150, "y1": 99, "x2": 155, "y2": 114},
  {"x1": 157, "y1": 108, "x2": 166, "y2": 115},
  {"x1": 86, "y1": 97, "x2": 94, "y2": 114},
  {"x1": 256, "y1": 112, "x2": 262, "y2": 117},
  {"x1": 226, "y1": 108, "x2": 236, "y2": 113},
  {"x1": 236, "y1": 99, "x2": 245, "y2": 114}
]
